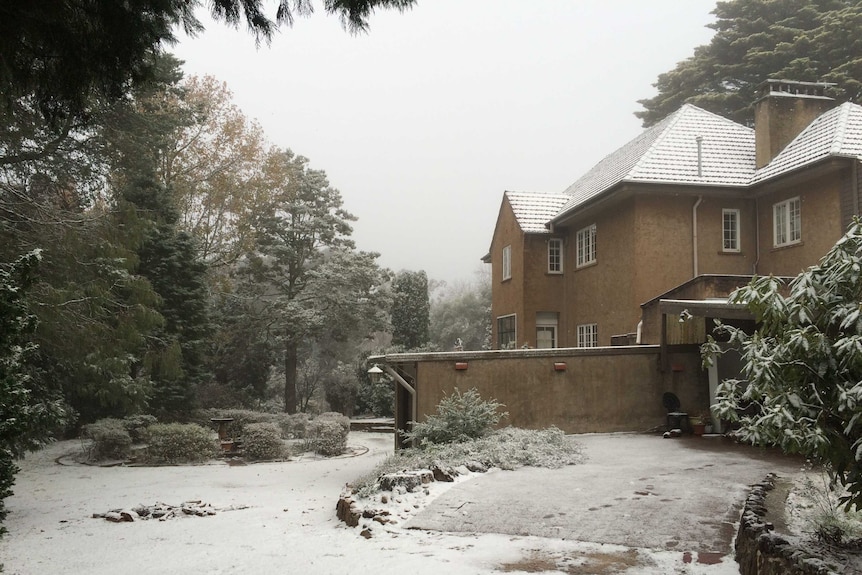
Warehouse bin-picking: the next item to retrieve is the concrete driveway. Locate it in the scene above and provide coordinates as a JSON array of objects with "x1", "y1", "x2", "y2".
[{"x1": 406, "y1": 433, "x2": 803, "y2": 558}]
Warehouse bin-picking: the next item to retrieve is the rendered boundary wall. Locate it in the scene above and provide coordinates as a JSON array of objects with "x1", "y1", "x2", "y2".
[{"x1": 385, "y1": 345, "x2": 710, "y2": 434}]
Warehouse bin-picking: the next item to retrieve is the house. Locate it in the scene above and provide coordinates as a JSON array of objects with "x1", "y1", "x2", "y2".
[
  {"x1": 371, "y1": 80, "x2": 862, "y2": 444},
  {"x1": 485, "y1": 80, "x2": 862, "y2": 349}
]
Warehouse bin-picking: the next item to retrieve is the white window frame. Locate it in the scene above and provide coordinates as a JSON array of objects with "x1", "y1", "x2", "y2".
[
  {"x1": 502, "y1": 245, "x2": 512, "y2": 280},
  {"x1": 722, "y1": 209, "x2": 740, "y2": 252},
  {"x1": 577, "y1": 323, "x2": 598, "y2": 348},
  {"x1": 536, "y1": 312, "x2": 558, "y2": 349},
  {"x1": 497, "y1": 314, "x2": 516, "y2": 349},
  {"x1": 576, "y1": 224, "x2": 596, "y2": 267},
  {"x1": 547, "y1": 238, "x2": 563, "y2": 274},
  {"x1": 773, "y1": 197, "x2": 801, "y2": 247}
]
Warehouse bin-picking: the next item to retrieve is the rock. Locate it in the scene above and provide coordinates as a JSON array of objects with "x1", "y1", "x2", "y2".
[
  {"x1": 119, "y1": 510, "x2": 139, "y2": 522},
  {"x1": 360, "y1": 528, "x2": 373, "y2": 539},
  {"x1": 380, "y1": 494, "x2": 388, "y2": 504},
  {"x1": 105, "y1": 512, "x2": 123, "y2": 523},
  {"x1": 465, "y1": 461, "x2": 488, "y2": 473},
  {"x1": 379, "y1": 470, "x2": 434, "y2": 492},
  {"x1": 336, "y1": 495, "x2": 360, "y2": 527},
  {"x1": 431, "y1": 465, "x2": 455, "y2": 482}
]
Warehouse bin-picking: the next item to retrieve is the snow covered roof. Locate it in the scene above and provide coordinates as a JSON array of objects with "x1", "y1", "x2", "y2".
[
  {"x1": 505, "y1": 191, "x2": 570, "y2": 233},
  {"x1": 752, "y1": 102, "x2": 862, "y2": 183},
  {"x1": 554, "y1": 104, "x2": 755, "y2": 221},
  {"x1": 504, "y1": 101, "x2": 862, "y2": 232}
]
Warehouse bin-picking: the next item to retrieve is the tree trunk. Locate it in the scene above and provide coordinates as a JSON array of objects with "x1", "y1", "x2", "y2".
[{"x1": 284, "y1": 342, "x2": 297, "y2": 414}]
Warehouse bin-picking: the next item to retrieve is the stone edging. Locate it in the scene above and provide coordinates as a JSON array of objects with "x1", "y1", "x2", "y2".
[{"x1": 736, "y1": 473, "x2": 841, "y2": 575}]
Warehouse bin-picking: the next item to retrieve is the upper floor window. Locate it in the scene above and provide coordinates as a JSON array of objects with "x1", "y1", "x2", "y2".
[
  {"x1": 576, "y1": 224, "x2": 596, "y2": 267},
  {"x1": 577, "y1": 323, "x2": 598, "y2": 348},
  {"x1": 497, "y1": 314, "x2": 516, "y2": 349},
  {"x1": 548, "y1": 238, "x2": 563, "y2": 273},
  {"x1": 722, "y1": 209, "x2": 740, "y2": 252},
  {"x1": 502, "y1": 245, "x2": 512, "y2": 280},
  {"x1": 774, "y1": 197, "x2": 801, "y2": 247}
]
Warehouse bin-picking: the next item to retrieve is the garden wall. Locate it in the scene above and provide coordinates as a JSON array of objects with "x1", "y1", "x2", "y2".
[
  {"x1": 736, "y1": 475, "x2": 842, "y2": 575},
  {"x1": 377, "y1": 345, "x2": 710, "y2": 436}
]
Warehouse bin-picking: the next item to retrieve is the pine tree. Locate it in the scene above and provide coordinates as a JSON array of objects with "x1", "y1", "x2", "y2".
[{"x1": 637, "y1": 0, "x2": 862, "y2": 127}]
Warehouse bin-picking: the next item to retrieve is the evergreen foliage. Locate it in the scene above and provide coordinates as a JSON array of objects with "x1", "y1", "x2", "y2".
[
  {"x1": 144, "y1": 423, "x2": 217, "y2": 463},
  {"x1": 82, "y1": 419, "x2": 133, "y2": 461},
  {"x1": 637, "y1": 0, "x2": 862, "y2": 127},
  {"x1": 391, "y1": 270, "x2": 430, "y2": 350},
  {"x1": 241, "y1": 422, "x2": 287, "y2": 460},
  {"x1": 0, "y1": 251, "x2": 67, "y2": 535},
  {"x1": 403, "y1": 388, "x2": 507, "y2": 447},
  {"x1": 0, "y1": 0, "x2": 416, "y2": 123},
  {"x1": 704, "y1": 219, "x2": 862, "y2": 510},
  {"x1": 306, "y1": 412, "x2": 350, "y2": 456}
]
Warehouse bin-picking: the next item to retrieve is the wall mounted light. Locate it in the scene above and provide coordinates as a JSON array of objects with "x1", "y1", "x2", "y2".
[
  {"x1": 454, "y1": 362, "x2": 468, "y2": 371},
  {"x1": 554, "y1": 362, "x2": 567, "y2": 371},
  {"x1": 367, "y1": 364, "x2": 383, "y2": 383}
]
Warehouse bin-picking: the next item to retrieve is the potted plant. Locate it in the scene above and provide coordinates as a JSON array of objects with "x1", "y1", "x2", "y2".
[
  {"x1": 691, "y1": 415, "x2": 707, "y2": 436},
  {"x1": 692, "y1": 409, "x2": 714, "y2": 435}
]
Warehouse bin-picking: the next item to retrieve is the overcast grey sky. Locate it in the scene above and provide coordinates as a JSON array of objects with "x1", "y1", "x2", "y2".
[{"x1": 173, "y1": 0, "x2": 718, "y2": 285}]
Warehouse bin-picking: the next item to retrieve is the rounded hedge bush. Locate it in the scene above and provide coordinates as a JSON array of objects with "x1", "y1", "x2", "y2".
[
  {"x1": 242, "y1": 423, "x2": 286, "y2": 460},
  {"x1": 82, "y1": 418, "x2": 132, "y2": 461},
  {"x1": 307, "y1": 413, "x2": 350, "y2": 456},
  {"x1": 144, "y1": 423, "x2": 217, "y2": 463}
]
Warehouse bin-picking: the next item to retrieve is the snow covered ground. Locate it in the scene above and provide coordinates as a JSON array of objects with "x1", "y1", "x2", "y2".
[{"x1": 0, "y1": 433, "x2": 781, "y2": 574}]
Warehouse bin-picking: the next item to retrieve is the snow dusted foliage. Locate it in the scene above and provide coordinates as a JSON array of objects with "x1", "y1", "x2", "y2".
[
  {"x1": 402, "y1": 388, "x2": 507, "y2": 447},
  {"x1": 703, "y1": 219, "x2": 862, "y2": 510},
  {"x1": 391, "y1": 270, "x2": 430, "y2": 350},
  {"x1": 352, "y1": 427, "x2": 584, "y2": 498}
]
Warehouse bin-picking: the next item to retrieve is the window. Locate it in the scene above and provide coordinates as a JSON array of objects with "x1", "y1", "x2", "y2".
[
  {"x1": 536, "y1": 312, "x2": 558, "y2": 349},
  {"x1": 722, "y1": 209, "x2": 740, "y2": 252},
  {"x1": 502, "y1": 245, "x2": 512, "y2": 280},
  {"x1": 548, "y1": 238, "x2": 563, "y2": 273},
  {"x1": 577, "y1": 323, "x2": 598, "y2": 348},
  {"x1": 774, "y1": 197, "x2": 801, "y2": 247},
  {"x1": 497, "y1": 314, "x2": 516, "y2": 349},
  {"x1": 576, "y1": 224, "x2": 596, "y2": 267}
]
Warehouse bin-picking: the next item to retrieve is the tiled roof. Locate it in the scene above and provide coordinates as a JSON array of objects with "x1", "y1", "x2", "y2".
[
  {"x1": 753, "y1": 102, "x2": 862, "y2": 183},
  {"x1": 555, "y1": 104, "x2": 755, "y2": 221},
  {"x1": 505, "y1": 191, "x2": 570, "y2": 233}
]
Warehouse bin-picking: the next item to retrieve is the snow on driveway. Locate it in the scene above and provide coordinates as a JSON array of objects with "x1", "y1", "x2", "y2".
[{"x1": 0, "y1": 432, "x2": 800, "y2": 574}]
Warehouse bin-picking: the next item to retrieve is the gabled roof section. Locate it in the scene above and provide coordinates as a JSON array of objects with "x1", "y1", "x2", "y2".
[
  {"x1": 554, "y1": 104, "x2": 755, "y2": 222},
  {"x1": 753, "y1": 102, "x2": 862, "y2": 183},
  {"x1": 506, "y1": 191, "x2": 570, "y2": 233}
]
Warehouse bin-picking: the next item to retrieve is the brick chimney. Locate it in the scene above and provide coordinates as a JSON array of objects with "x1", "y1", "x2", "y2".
[{"x1": 754, "y1": 79, "x2": 836, "y2": 168}]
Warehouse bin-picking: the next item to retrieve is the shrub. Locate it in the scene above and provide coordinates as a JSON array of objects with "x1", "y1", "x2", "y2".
[
  {"x1": 82, "y1": 418, "x2": 132, "y2": 461},
  {"x1": 190, "y1": 409, "x2": 308, "y2": 439},
  {"x1": 144, "y1": 423, "x2": 217, "y2": 463},
  {"x1": 352, "y1": 426, "x2": 583, "y2": 498},
  {"x1": 307, "y1": 413, "x2": 350, "y2": 456},
  {"x1": 242, "y1": 423, "x2": 287, "y2": 460},
  {"x1": 121, "y1": 414, "x2": 157, "y2": 443},
  {"x1": 279, "y1": 413, "x2": 311, "y2": 439},
  {"x1": 403, "y1": 388, "x2": 507, "y2": 447}
]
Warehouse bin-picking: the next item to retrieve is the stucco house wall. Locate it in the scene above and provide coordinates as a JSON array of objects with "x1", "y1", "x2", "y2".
[{"x1": 384, "y1": 347, "x2": 709, "y2": 435}]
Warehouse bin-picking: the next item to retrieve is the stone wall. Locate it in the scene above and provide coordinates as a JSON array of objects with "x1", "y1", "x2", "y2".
[{"x1": 736, "y1": 474, "x2": 841, "y2": 575}]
